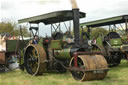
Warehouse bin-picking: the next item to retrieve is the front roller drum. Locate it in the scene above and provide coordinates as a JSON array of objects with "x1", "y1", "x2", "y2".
[
  {"x1": 24, "y1": 44, "x2": 47, "y2": 76},
  {"x1": 69, "y1": 55, "x2": 109, "y2": 81}
]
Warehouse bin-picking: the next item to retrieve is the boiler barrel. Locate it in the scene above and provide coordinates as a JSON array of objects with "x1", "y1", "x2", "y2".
[{"x1": 54, "y1": 48, "x2": 71, "y2": 59}]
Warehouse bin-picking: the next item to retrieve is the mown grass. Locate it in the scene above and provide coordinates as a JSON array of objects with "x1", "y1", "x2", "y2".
[{"x1": 0, "y1": 60, "x2": 128, "y2": 85}]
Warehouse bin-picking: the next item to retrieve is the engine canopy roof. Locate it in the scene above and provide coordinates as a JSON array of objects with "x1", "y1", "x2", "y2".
[
  {"x1": 18, "y1": 10, "x2": 85, "y2": 25},
  {"x1": 81, "y1": 15, "x2": 128, "y2": 27}
]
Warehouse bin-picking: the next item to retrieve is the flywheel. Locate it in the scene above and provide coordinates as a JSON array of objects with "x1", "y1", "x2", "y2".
[{"x1": 24, "y1": 44, "x2": 47, "y2": 76}]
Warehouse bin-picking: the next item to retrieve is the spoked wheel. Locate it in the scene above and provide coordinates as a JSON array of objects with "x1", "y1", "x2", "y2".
[
  {"x1": 70, "y1": 55, "x2": 109, "y2": 81},
  {"x1": 24, "y1": 44, "x2": 46, "y2": 76},
  {"x1": 70, "y1": 57, "x2": 85, "y2": 81}
]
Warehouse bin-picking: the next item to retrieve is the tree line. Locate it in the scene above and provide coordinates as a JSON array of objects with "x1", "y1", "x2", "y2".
[
  {"x1": 0, "y1": 19, "x2": 30, "y2": 37},
  {"x1": 79, "y1": 27, "x2": 108, "y2": 40}
]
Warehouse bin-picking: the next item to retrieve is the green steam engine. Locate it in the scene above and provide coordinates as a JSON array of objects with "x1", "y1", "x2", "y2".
[
  {"x1": 81, "y1": 15, "x2": 128, "y2": 66},
  {"x1": 18, "y1": 1, "x2": 109, "y2": 81}
]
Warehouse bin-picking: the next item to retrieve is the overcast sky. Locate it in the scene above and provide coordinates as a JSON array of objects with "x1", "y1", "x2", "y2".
[
  {"x1": 1, "y1": 0, "x2": 128, "y2": 22},
  {"x1": 0, "y1": 0, "x2": 128, "y2": 36}
]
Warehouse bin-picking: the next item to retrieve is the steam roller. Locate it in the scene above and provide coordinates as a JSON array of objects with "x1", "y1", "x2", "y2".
[
  {"x1": 24, "y1": 44, "x2": 108, "y2": 81},
  {"x1": 19, "y1": 0, "x2": 109, "y2": 81}
]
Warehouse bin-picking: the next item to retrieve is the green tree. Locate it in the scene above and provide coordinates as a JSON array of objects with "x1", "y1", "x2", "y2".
[
  {"x1": 0, "y1": 19, "x2": 30, "y2": 37},
  {"x1": 19, "y1": 26, "x2": 30, "y2": 37},
  {"x1": 90, "y1": 27, "x2": 108, "y2": 39},
  {"x1": 80, "y1": 27, "x2": 108, "y2": 39}
]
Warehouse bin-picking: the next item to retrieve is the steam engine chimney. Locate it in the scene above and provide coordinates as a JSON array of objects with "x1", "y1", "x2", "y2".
[{"x1": 70, "y1": 0, "x2": 80, "y2": 45}]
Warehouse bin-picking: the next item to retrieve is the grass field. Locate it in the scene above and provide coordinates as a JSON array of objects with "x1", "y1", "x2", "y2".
[{"x1": 0, "y1": 60, "x2": 128, "y2": 85}]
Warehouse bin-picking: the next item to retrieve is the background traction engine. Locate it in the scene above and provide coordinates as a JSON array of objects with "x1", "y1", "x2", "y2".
[
  {"x1": 80, "y1": 15, "x2": 128, "y2": 66},
  {"x1": 19, "y1": 9, "x2": 109, "y2": 81}
]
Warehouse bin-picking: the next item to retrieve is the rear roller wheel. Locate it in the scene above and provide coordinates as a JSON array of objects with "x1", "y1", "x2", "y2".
[
  {"x1": 24, "y1": 44, "x2": 46, "y2": 76},
  {"x1": 69, "y1": 55, "x2": 108, "y2": 81}
]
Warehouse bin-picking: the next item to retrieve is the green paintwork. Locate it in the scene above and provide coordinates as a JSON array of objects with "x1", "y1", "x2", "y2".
[
  {"x1": 110, "y1": 38, "x2": 122, "y2": 46},
  {"x1": 54, "y1": 48, "x2": 71, "y2": 59},
  {"x1": 96, "y1": 36, "x2": 103, "y2": 46},
  {"x1": 18, "y1": 10, "x2": 85, "y2": 24},
  {"x1": 38, "y1": 38, "x2": 44, "y2": 47},
  {"x1": 6, "y1": 40, "x2": 29, "y2": 52},
  {"x1": 112, "y1": 46, "x2": 121, "y2": 48},
  {"x1": 19, "y1": 50, "x2": 24, "y2": 64},
  {"x1": 6, "y1": 40, "x2": 18, "y2": 52},
  {"x1": 51, "y1": 40, "x2": 62, "y2": 50},
  {"x1": 121, "y1": 35, "x2": 128, "y2": 43},
  {"x1": 80, "y1": 15, "x2": 128, "y2": 27},
  {"x1": 20, "y1": 40, "x2": 30, "y2": 50}
]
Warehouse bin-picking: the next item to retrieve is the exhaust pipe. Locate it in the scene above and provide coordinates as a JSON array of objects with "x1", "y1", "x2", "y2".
[
  {"x1": 72, "y1": 8, "x2": 80, "y2": 45},
  {"x1": 70, "y1": 0, "x2": 80, "y2": 45}
]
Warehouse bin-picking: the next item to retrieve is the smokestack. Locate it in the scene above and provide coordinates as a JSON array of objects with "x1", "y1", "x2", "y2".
[
  {"x1": 70, "y1": 0, "x2": 80, "y2": 45},
  {"x1": 70, "y1": 0, "x2": 78, "y2": 8},
  {"x1": 72, "y1": 9, "x2": 80, "y2": 45}
]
